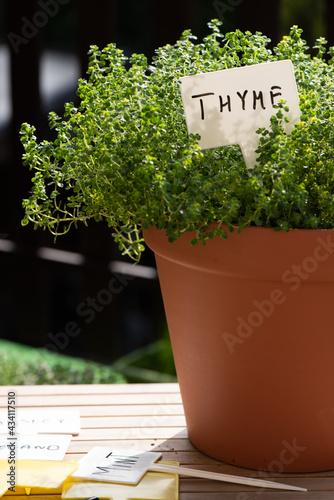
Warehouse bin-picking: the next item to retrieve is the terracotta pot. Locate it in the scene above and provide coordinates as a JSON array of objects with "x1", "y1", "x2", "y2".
[{"x1": 143, "y1": 225, "x2": 334, "y2": 472}]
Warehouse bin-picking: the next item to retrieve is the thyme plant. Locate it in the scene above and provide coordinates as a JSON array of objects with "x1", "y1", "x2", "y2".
[{"x1": 21, "y1": 21, "x2": 334, "y2": 261}]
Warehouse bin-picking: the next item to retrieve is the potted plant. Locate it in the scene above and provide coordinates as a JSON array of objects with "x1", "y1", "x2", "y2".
[{"x1": 20, "y1": 20, "x2": 334, "y2": 472}]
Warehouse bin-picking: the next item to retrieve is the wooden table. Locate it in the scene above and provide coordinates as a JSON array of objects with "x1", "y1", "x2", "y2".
[{"x1": 0, "y1": 383, "x2": 333, "y2": 499}]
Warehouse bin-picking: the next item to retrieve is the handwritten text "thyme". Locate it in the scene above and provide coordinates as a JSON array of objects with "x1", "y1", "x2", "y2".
[{"x1": 192, "y1": 86, "x2": 283, "y2": 120}]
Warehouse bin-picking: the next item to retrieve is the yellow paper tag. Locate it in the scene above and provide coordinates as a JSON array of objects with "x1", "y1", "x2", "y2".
[
  {"x1": 0, "y1": 460, "x2": 78, "y2": 497},
  {"x1": 2, "y1": 496, "x2": 62, "y2": 500},
  {"x1": 62, "y1": 462, "x2": 179, "y2": 500}
]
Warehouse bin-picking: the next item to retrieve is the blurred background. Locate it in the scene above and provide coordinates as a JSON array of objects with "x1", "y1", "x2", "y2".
[{"x1": 0, "y1": 0, "x2": 332, "y2": 383}]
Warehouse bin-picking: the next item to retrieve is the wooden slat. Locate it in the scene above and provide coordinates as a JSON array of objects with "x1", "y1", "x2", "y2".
[
  {"x1": 66, "y1": 438, "x2": 197, "y2": 453},
  {"x1": 0, "y1": 392, "x2": 182, "y2": 407},
  {"x1": 180, "y1": 477, "x2": 334, "y2": 492},
  {"x1": 0, "y1": 404, "x2": 185, "y2": 417},
  {"x1": 80, "y1": 415, "x2": 187, "y2": 428},
  {"x1": 180, "y1": 494, "x2": 334, "y2": 500},
  {"x1": 69, "y1": 426, "x2": 188, "y2": 440},
  {"x1": 0, "y1": 383, "x2": 180, "y2": 396}
]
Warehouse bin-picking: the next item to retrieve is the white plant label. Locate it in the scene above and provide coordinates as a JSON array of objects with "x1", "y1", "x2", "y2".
[
  {"x1": 0, "y1": 409, "x2": 80, "y2": 435},
  {"x1": 180, "y1": 60, "x2": 301, "y2": 169},
  {"x1": 0, "y1": 433, "x2": 71, "y2": 460},
  {"x1": 71, "y1": 447, "x2": 162, "y2": 484}
]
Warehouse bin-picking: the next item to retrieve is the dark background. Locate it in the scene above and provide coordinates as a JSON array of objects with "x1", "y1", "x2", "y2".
[{"x1": 0, "y1": 0, "x2": 332, "y2": 364}]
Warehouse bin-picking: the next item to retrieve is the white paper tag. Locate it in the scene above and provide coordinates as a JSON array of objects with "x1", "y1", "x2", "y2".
[
  {"x1": 72, "y1": 447, "x2": 162, "y2": 484},
  {"x1": 0, "y1": 433, "x2": 72, "y2": 461},
  {"x1": 0, "y1": 409, "x2": 80, "y2": 435},
  {"x1": 180, "y1": 60, "x2": 300, "y2": 169}
]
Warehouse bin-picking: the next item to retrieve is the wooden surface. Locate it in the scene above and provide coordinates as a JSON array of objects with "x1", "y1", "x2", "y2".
[{"x1": 0, "y1": 383, "x2": 333, "y2": 499}]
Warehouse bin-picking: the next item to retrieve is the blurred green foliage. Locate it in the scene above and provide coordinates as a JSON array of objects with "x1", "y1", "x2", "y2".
[
  {"x1": 112, "y1": 337, "x2": 177, "y2": 383},
  {"x1": 0, "y1": 335, "x2": 176, "y2": 385},
  {"x1": 0, "y1": 340, "x2": 126, "y2": 385}
]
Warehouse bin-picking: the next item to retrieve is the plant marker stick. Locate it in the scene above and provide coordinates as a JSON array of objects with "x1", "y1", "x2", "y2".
[{"x1": 147, "y1": 463, "x2": 307, "y2": 492}]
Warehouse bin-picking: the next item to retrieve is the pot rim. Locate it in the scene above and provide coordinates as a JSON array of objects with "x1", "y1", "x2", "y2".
[{"x1": 143, "y1": 225, "x2": 334, "y2": 281}]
